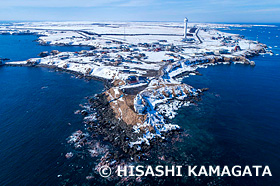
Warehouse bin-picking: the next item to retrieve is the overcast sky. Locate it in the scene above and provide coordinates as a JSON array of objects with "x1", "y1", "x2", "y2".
[{"x1": 0, "y1": 0, "x2": 279, "y2": 23}]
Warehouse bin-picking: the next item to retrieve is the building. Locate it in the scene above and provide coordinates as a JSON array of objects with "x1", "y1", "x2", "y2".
[
  {"x1": 184, "y1": 17, "x2": 188, "y2": 39},
  {"x1": 182, "y1": 17, "x2": 191, "y2": 42}
]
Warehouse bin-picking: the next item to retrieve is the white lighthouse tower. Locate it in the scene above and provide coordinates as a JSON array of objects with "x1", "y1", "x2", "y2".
[{"x1": 184, "y1": 17, "x2": 188, "y2": 39}]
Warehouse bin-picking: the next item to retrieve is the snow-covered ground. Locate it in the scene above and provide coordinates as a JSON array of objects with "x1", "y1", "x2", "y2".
[{"x1": 3, "y1": 22, "x2": 266, "y2": 80}]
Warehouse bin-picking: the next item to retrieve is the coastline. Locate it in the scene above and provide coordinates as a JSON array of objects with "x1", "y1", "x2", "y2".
[
  {"x1": 1, "y1": 22, "x2": 275, "y2": 184},
  {"x1": 3, "y1": 44, "x2": 267, "y2": 155},
  {"x1": 2, "y1": 21, "x2": 269, "y2": 153}
]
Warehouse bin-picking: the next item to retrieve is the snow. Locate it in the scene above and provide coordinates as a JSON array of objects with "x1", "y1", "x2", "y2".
[
  {"x1": 3, "y1": 22, "x2": 266, "y2": 81},
  {"x1": 5, "y1": 61, "x2": 28, "y2": 65}
]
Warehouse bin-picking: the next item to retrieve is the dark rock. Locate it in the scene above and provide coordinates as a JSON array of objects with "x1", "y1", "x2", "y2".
[{"x1": 81, "y1": 110, "x2": 88, "y2": 116}]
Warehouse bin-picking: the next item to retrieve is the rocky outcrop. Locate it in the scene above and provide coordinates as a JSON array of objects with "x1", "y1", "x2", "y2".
[
  {"x1": 86, "y1": 94, "x2": 147, "y2": 156},
  {"x1": 105, "y1": 88, "x2": 146, "y2": 125}
]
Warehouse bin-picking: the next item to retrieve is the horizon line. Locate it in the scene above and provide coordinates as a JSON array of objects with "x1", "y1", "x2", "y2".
[{"x1": 0, "y1": 20, "x2": 279, "y2": 25}]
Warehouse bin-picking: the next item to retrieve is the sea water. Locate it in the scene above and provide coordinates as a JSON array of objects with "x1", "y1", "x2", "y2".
[
  {"x1": 177, "y1": 24, "x2": 280, "y2": 185},
  {"x1": 0, "y1": 35, "x2": 104, "y2": 185}
]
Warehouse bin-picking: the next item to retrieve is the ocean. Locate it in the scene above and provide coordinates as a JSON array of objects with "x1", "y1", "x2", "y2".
[
  {"x1": 0, "y1": 25, "x2": 279, "y2": 185},
  {"x1": 177, "y1": 24, "x2": 280, "y2": 185},
  {"x1": 0, "y1": 34, "x2": 90, "y2": 61},
  {"x1": 0, "y1": 35, "x2": 104, "y2": 185}
]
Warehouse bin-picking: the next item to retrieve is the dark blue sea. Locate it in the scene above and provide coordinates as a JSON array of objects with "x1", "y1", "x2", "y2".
[
  {"x1": 0, "y1": 25, "x2": 279, "y2": 185},
  {"x1": 0, "y1": 34, "x2": 90, "y2": 61},
  {"x1": 0, "y1": 35, "x2": 104, "y2": 185},
  {"x1": 177, "y1": 24, "x2": 280, "y2": 185}
]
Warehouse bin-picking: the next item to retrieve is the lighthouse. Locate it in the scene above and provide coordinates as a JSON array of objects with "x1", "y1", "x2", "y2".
[{"x1": 184, "y1": 17, "x2": 188, "y2": 39}]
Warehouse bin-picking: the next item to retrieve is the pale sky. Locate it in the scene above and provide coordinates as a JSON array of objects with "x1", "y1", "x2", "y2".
[{"x1": 0, "y1": 0, "x2": 279, "y2": 23}]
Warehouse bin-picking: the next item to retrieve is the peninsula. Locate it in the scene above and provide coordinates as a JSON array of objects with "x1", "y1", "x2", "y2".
[{"x1": 1, "y1": 20, "x2": 269, "y2": 158}]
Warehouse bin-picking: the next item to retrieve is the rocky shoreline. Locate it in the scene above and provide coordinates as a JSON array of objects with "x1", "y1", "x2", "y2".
[
  {"x1": 83, "y1": 88, "x2": 207, "y2": 159},
  {"x1": 1, "y1": 23, "x2": 271, "y2": 181},
  {"x1": 1, "y1": 21, "x2": 277, "y2": 185},
  {"x1": 4, "y1": 60, "x2": 212, "y2": 160},
  {"x1": 2, "y1": 39, "x2": 270, "y2": 185},
  {"x1": 4, "y1": 63, "x2": 113, "y2": 88},
  {"x1": 3, "y1": 45, "x2": 267, "y2": 159}
]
